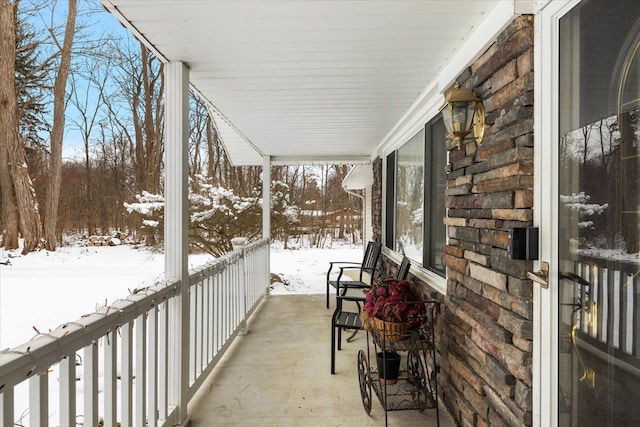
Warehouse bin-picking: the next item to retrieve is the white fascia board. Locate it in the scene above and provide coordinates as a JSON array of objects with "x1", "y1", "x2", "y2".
[
  {"x1": 376, "y1": 0, "x2": 521, "y2": 157},
  {"x1": 101, "y1": 0, "x2": 167, "y2": 63}
]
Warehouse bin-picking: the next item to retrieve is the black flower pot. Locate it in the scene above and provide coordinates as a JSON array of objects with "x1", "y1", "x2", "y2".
[{"x1": 376, "y1": 351, "x2": 401, "y2": 385}]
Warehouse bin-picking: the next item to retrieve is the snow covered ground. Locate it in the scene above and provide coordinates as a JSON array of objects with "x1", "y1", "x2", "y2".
[
  {"x1": 0, "y1": 240, "x2": 362, "y2": 350},
  {"x1": 0, "y1": 239, "x2": 362, "y2": 425}
]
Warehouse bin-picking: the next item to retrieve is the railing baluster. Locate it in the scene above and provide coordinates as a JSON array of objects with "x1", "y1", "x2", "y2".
[
  {"x1": 1, "y1": 387, "x2": 14, "y2": 427},
  {"x1": 614, "y1": 270, "x2": 621, "y2": 348},
  {"x1": 148, "y1": 306, "x2": 158, "y2": 427},
  {"x1": 83, "y1": 343, "x2": 98, "y2": 427},
  {"x1": 224, "y1": 265, "x2": 229, "y2": 341},
  {"x1": 216, "y1": 269, "x2": 221, "y2": 352},
  {"x1": 158, "y1": 301, "x2": 169, "y2": 421},
  {"x1": 104, "y1": 331, "x2": 118, "y2": 427},
  {"x1": 121, "y1": 321, "x2": 133, "y2": 427},
  {"x1": 189, "y1": 282, "x2": 197, "y2": 384},
  {"x1": 597, "y1": 267, "x2": 606, "y2": 343},
  {"x1": 59, "y1": 354, "x2": 76, "y2": 426},
  {"x1": 590, "y1": 265, "x2": 598, "y2": 337},
  {"x1": 198, "y1": 276, "x2": 204, "y2": 373},
  {"x1": 621, "y1": 270, "x2": 629, "y2": 352},
  {"x1": 607, "y1": 268, "x2": 615, "y2": 347},
  {"x1": 204, "y1": 275, "x2": 211, "y2": 363},
  {"x1": 135, "y1": 314, "x2": 147, "y2": 427},
  {"x1": 29, "y1": 372, "x2": 48, "y2": 427}
]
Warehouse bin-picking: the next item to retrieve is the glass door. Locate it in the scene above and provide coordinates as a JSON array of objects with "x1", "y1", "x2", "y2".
[{"x1": 557, "y1": 0, "x2": 640, "y2": 425}]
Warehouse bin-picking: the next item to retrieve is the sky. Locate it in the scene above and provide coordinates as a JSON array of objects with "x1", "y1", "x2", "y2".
[{"x1": 19, "y1": 0, "x2": 134, "y2": 161}]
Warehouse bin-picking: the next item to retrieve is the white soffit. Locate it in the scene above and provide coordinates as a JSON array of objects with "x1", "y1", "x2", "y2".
[
  {"x1": 207, "y1": 106, "x2": 264, "y2": 166},
  {"x1": 343, "y1": 164, "x2": 374, "y2": 190},
  {"x1": 102, "y1": 0, "x2": 503, "y2": 166}
]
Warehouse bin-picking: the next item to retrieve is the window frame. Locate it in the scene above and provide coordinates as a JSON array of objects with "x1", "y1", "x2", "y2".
[
  {"x1": 423, "y1": 118, "x2": 446, "y2": 276},
  {"x1": 385, "y1": 115, "x2": 446, "y2": 277}
]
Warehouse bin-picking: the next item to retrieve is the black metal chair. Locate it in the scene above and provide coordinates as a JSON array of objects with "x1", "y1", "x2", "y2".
[
  {"x1": 331, "y1": 256, "x2": 411, "y2": 374},
  {"x1": 325, "y1": 241, "x2": 382, "y2": 309}
]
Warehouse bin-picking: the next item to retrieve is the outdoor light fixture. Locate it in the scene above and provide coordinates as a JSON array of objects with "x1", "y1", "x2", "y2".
[{"x1": 440, "y1": 82, "x2": 485, "y2": 149}]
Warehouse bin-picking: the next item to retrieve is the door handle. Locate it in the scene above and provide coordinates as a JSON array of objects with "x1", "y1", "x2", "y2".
[{"x1": 527, "y1": 261, "x2": 549, "y2": 289}]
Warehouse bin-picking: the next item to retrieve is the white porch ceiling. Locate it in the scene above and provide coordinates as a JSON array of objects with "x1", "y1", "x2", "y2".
[{"x1": 102, "y1": 0, "x2": 502, "y2": 166}]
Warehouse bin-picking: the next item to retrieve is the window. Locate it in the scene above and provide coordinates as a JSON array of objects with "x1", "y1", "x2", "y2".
[
  {"x1": 386, "y1": 117, "x2": 446, "y2": 275},
  {"x1": 425, "y1": 119, "x2": 446, "y2": 273}
]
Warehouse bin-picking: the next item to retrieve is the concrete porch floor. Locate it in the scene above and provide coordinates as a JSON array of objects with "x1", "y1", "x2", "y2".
[{"x1": 187, "y1": 294, "x2": 456, "y2": 426}]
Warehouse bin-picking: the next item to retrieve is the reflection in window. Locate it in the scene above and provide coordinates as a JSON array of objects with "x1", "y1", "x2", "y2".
[
  {"x1": 558, "y1": 1, "x2": 640, "y2": 425},
  {"x1": 395, "y1": 130, "x2": 424, "y2": 263}
]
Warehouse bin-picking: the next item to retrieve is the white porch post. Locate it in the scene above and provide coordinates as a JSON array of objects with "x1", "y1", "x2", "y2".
[
  {"x1": 262, "y1": 155, "x2": 271, "y2": 240},
  {"x1": 262, "y1": 155, "x2": 271, "y2": 295},
  {"x1": 164, "y1": 61, "x2": 190, "y2": 425}
]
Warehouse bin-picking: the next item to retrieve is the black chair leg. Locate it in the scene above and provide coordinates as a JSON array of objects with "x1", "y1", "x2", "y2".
[
  {"x1": 326, "y1": 283, "x2": 330, "y2": 309},
  {"x1": 326, "y1": 268, "x2": 332, "y2": 309},
  {"x1": 331, "y1": 312, "x2": 337, "y2": 374}
]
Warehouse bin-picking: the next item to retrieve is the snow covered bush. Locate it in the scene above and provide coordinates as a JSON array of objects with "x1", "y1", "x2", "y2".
[
  {"x1": 124, "y1": 175, "x2": 301, "y2": 256},
  {"x1": 124, "y1": 191, "x2": 165, "y2": 245},
  {"x1": 189, "y1": 174, "x2": 262, "y2": 256}
]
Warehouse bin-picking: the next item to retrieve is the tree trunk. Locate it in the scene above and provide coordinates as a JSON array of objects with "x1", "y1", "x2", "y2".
[
  {"x1": 0, "y1": 130, "x2": 19, "y2": 250},
  {"x1": 0, "y1": 0, "x2": 18, "y2": 249},
  {"x1": 43, "y1": 0, "x2": 76, "y2": 250},
  {"x1": 1, "y1": 0, "x2": 42, "y2": 254}
]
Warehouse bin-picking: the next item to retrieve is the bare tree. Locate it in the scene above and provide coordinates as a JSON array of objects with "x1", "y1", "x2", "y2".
[
  {"x1": 134, "y1": 43, "x2": 164, "y2": 194},
  {"x1": 189, "y1": 95, "x2": 209, "y2": 178},
  {"x1": 67, "y1": 56, "x2": 110, "y2": 235},
  {"x1": 43, "y1": 0, "x2": 77, "y2": 250},
  {"x1": 0, "y1": 0, "x2": 43, "y2": 254},
  {"x1": 104, "y1": 41, "x2": 164, "y2": 244}
]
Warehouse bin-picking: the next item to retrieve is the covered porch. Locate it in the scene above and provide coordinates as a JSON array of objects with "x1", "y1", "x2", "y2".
[
  {"x1": 1, "y1": 1, "x2": 548, "y2": 426},
  {"x1": 187, "y1": 294, "x2": 454, "y2": 426}
]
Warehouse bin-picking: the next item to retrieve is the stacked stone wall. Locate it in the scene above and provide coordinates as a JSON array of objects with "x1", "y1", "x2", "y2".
[{"x1": 372, "y1": 15, "x2": 535, "y2": 426}]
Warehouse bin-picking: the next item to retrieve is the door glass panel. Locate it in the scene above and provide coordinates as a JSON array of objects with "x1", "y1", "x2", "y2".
[{"x1": 559, "y1": 1, "x2": 640, "y2": 425}]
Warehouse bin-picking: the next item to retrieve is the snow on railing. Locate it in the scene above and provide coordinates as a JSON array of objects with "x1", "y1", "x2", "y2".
[
  {"x1": 561, "y1": 254, "x2": 640, "y2": 365},
  {"x1": 0, "y1": 238, "x2": 270, "y2": 427}
]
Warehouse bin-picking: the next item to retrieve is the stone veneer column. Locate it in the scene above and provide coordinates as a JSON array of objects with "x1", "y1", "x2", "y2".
[{"x1": 440, "y1": 16, "x2": 535, "y2": 427}]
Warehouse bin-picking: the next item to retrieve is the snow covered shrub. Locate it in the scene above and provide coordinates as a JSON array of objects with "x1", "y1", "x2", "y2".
[
  {"x1": 123, "y1": 175, "x2": 301, "y2": 256},
  {"x1": 124, "y1": 191, "x2": 165, "y2": 245},
  {"x1": 189, "y1": 174, "x2": 262, "y2": 256}
]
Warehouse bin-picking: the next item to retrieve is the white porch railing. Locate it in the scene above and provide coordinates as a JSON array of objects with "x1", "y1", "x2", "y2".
[
  {"x1": 0, "y1": 238, "x2": 270, "y2": 427},
  {"x1": 560, "y1": 254, "x2": 640, "y2": 366}
]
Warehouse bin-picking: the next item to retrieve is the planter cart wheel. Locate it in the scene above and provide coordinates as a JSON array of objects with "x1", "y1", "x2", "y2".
[
  {"x1": 358, "y1": 349, "x2": 372, "y2": 414},
  {"x1": 407, "y1": 350, "x2": 428, "y2": 411},
  {"x1": 407, "y1": 349, "x2": 437, "y2": 412}
]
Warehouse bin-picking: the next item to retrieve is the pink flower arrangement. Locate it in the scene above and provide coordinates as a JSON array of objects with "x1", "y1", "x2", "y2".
[{"x1": 362, "y1": 277, "x2": 426, "y2": 327}]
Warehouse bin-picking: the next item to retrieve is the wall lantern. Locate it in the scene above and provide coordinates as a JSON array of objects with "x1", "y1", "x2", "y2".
[{"x1": 440, "y1": 83, "x2": 485, "y2": 150}]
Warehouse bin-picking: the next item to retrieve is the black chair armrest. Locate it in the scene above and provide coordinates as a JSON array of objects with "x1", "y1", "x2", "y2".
[
  {"x1": 327, "y1": 261, "x2": 364, "y2": 279},
  {"x1": 328, "y1": 261, "x2": 363, "y2": 268}
]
